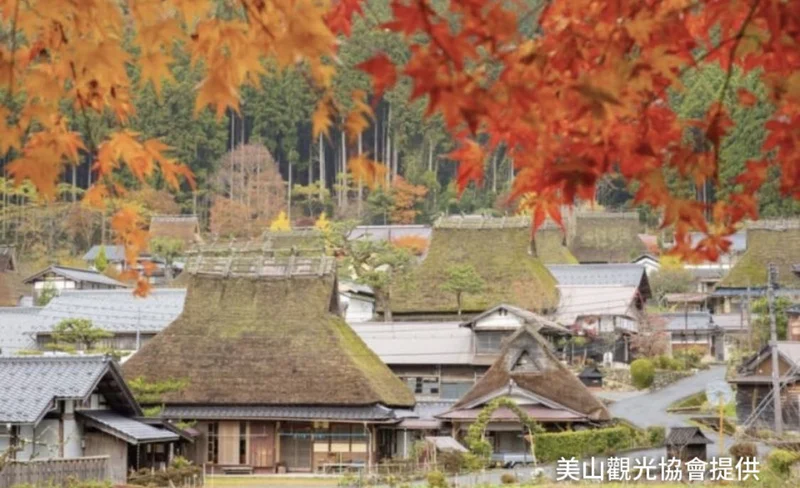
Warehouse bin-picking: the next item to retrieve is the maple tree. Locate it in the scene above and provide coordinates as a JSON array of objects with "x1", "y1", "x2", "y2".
[{"x1": 1, "y1": 0, "x2": 800, "y2": 294}]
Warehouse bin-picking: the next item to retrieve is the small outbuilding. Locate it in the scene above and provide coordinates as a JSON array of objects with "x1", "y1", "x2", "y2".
[
  {"x1": 665, "y1": 427, "x2": 712, "y2": 462},
  {"x1": 578, "y1": 366, "x2": 603, "y2": 388}
]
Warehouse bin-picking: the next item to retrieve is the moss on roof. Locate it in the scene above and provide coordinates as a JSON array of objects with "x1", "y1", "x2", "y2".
[
  {"x1": 533, "y1": 229, "x2": 578, "y2": 264},
  {"x1": 719, "y1": 223, "x2": 800, "y2": 289},
  {"x1": 123, "y1": 273, "x2": 414, "y2": 408},
  {"x1": 390, "y1": 224, "x2": 559, "y2": 314},
  {"x1": 149, "y1": 215, "x2": 200, "y2": 245},
  {"x1": 568, "y1": 212, "x2": 647, "y2": 263}
]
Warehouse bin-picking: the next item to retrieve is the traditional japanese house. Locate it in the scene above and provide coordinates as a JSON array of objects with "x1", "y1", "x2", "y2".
[
  {"x1": 22, "y1": 265, "x2": 126, "y2": 300},
  {"x1": 665, "y1": 427, "x2": 712, "y2": 462},
  {"x1": 0, "y1": 355, "x2": 179, "y2": 484},
  {"x1": 122, "y1": 251, "x2": 415, "y2": 474},
  {"x1": 566, "y1": 211, "x2": 648, "y2": 264},
  {"x1": 713, "y1": 220, "x2": 800, "y2": 314},
  {"x1": 388, "y1": 216, "x2": 559, "y2": 320},
  {"x1": 578, "y1": 366, "x2": 603, "y2": 388},
  {"x1": 439, "y1": 325, "x2": 610, "y2": 455},
  {"x1": 730, "y1": 342, "x2": 800, "y2": 431},
  {"x1": 661, "y1": 311, "x2": 725, "y2": 360},
  {"x1": 790, "y1": 306, "x2": 800, "y2": 342},
  {"x1": 148, "y1": 214, "x2": 201, "y2": 246}
]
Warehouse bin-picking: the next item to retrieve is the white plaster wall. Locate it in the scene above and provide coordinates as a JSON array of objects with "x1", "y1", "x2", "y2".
[
  {"x1": 63, "y1": 401, "x2": 83, "y2": 458},
  {"x1": 32, "y1": 419, "x2": 60, "y2": 459},
  {"x1": 474, "y1": 312, "x2": 524, "y2": 330},
  {"x1": 342, "y1": 295, "x2": 375, "y2": 323}
]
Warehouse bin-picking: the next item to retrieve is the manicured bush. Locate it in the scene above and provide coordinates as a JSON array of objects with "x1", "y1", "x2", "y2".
[
  {"x1": 500, "y1": 473, "x2": 517, "y2": 484},
  {"x1": 426, "y1": 470, "x2": 448, "y2": 488},
  {"x1": 766, "y1": 449, "x2": 800, "y2": 477},
  {"x1": 655, "y1": 354, "x2": 685, "y2": 371},
  {"x1": 674, "y1": 348, "x2": 703, "y2": 369},
  {"x1": 630, "y1": 358, "x2": 656, "y2": 389},
  {"x1": 438, "y1": 450, "x2": 466, "y2": 474},
  {"x1": 730, "y1": 442, "x2": 758, "y2": 462},
  {"x1": 535, "y1": 426, "x2": 635, "y2": 463},
  {"x1": 646, "y1": 426, "x2": 666, "y2": 445}
]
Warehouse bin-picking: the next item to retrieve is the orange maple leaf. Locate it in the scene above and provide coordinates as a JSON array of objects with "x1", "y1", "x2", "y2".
[{"x1": 357, "y1": 53, "x2": 397, "y2": 102}]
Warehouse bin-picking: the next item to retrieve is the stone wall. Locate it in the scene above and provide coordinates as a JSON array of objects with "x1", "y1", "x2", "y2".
[{"x1": 600, "y1": 367, "x2": 693, "y2": 391}]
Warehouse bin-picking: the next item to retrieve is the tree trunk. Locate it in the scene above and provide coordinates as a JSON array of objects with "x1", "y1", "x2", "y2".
[
  {"x1": 457, "y1": 292, "x2": 462, "y2": 318},
  {"x1": 357, "y1": 133, "x2": 363, "y2": 218},
  {"x1": 341, "y1": 129, "x2": 347, "y2": 210},
  {"x1": 428, "y1": 139, "x2": 433, "y2": 172},
  {"x1": 318, "y1": 134, "x2": 325, "y2": 201},
  {"x1": 288, "y1": 159, "x2": 293, "y2": 222},
  {"x1": 381, "y1": 290, "x2": 392, "y2": 322},
  {"x1": 491, "y1": 150, "x2": 498, "y2": 193},
  {"x1": 384, "y1": 105, "x2": 392, "y2": 185},
  {"x1": 71, "y1": 164, "x2": 77, "y2": 202}
]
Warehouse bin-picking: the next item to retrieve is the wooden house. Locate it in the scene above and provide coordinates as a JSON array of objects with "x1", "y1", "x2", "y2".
[
  {"x1": 665, "y1": 427, "x2": 712, "y2": 462},
  {"x1": 0, "y1": 244, "x2": 23, "y2": 306},
  {"x1": 788, "y1": 305, "x2": 800, "y2": 342},
  {"x1": 438, "y1": 325, "x2": 610, "y2": 455},
  {"x1": 122, "y1": 252, "x2": 415, "y2": 474},
  {"x1": 730, "y1": 342, "x2": 800, "y2": 430},
  {"x1": 0, "y1": 355, "x2": 179, "y2": 484},
  {"x1": 388, "y1": 216, "x2": 559, "y2": 320},
  {"x1": 661, "y1": 311, "x2": 725, "y2": 360},
  {"x1": 713, "y1": 221, "x2": 800, "y2": 314},
  {"x1": 22, "y1": 265, "x2": 126, "y2": 300}
]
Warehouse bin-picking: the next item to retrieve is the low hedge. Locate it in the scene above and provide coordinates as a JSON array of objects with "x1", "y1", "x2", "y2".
[{"x1": 535, "y1": 426, "x2": 637, "y2": 463}]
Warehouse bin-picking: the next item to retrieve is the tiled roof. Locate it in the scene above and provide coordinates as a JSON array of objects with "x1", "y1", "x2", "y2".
[
  {"x1": 690, "y1": 231, "x2": 747, "y2": 253},
  {"x1": 0, "y1": 356, "x2": 114, "y2": 424},
  {"x1": 460, "y1": 304, "x2": 571, "y2": 336},
  {"x1": 395, "y1": 400, "x2": 454, "y2": 430},
  {"x1": 660, "y1": 312, "x2": 715, "y2": 331},
  {"x1": 547, "y1": 264, "x2": 647, "y2": 287},
  {"x1": 82, "y1": 245, "x2": 129, "y2": 262},
  {"x1": 23, "y1": 266, "x2": 126, "y2": 288},
  {"x1": 160, "y1": 404, "x2": 396, "y2": 421},
  {"x1": 666, "y1": 427, "x2": 712, "y2": 446},
  {"x1": 78, "y1": 410, "x2": 179, "y2": 444},
  {"x1": 34, "y1": 289, "x2": 186, "y2": 334},
  {"x1": 0, "y1": 307, "x2": 41, "y2": 356},
  {"x1": 555, "y1": 286, "x2": 639, "y2": 325},
  {"x1": 351, "y1": 322, "x2": 474, "y2": 365}
]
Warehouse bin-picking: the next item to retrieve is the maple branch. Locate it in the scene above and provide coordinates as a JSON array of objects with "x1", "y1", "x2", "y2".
[{"x1": 239, "y1": 0, "x2": 275, "y2": 41}]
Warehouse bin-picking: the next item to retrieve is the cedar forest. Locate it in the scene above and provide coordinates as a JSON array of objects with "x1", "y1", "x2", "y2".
[{"x1": 0, "y1": 0, "x2": 799, "y2": 294}]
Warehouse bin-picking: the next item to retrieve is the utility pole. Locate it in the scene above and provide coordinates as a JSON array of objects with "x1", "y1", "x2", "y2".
[
  {"x1": 768, "y1": 263, "x2": 783, "y2": 435},
  {"x1": 745, "y1": 279, "x2": 752, "y2": 350}
]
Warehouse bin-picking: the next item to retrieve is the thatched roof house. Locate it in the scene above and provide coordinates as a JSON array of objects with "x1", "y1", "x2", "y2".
[
  {"x1": 567, "y1": 211, "x2": 647, "y2": 263},
  {"x1": 123, "y1": 255, "x2": 413, "y2": 410},
  {"x1": 148, "y1": 214, "x2": 201, "y2": 245},
  {"x1": 123, "y1": 252, "x2": 414, "y2": 471},
  {"x1": 439, "y1": 325, "x2": 610, "y2": 429},
  {"x1": 389, "y1": 216, "x2": 559, "y2": 316},
  {"x1": 718, "y1": 220, "x2": 800, "y2": 289}
]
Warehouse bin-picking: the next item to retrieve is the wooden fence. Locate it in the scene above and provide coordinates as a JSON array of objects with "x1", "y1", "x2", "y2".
[{"x1": 0, "y1": 456, "x2": 110, "y2": 487}]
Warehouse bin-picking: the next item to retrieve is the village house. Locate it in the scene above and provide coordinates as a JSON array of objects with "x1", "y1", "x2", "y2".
[
  {"x1": 789, "y1": 305, "x2": 800, "y2": 342},
  {"x1": 438, "y1": 325, "x2": 611, "y2": 455},
  {"x1": 148, "y1": 214, "x2": 201, "y2": 246},
  {"x1": 730, "y1": 342, "x2": 800, "y2": 431},
  {"x1": 22, "y1": 265, "x2": 126, "y2": 300},
  {"x1": 0, "y1": 355, "x2": 179, "y2": 484},
  {"x1": 565, "y1": 211, "x2": 648, "y2": 264},
  {"x1": 82, "y1": 245, "x2": 180, "y2": 285},
  {"x1": 548, "y1": 263, "x2": 650, "y2": 363},
  {"x1": 122, "y1": 251, "x2": 415, "y2": 474},
  {"x1": 632, "y1": 253, "x2": 661, "y2": 276},
  {"x1": 388, "y1": 216, "x2": 561, "y2": 320},
  {"x1": 712, "y1": 220, "x2": 800, "y2": 314},
  {"x1": 0, "y1": 306, "x2": 41, "y2": 356},
  {"x1": 660, "y1": 311, "x2": 725, "y2": 360}
]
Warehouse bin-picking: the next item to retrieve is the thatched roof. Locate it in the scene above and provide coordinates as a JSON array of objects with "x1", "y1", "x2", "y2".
[
  {"x1": 390, "y1": 216, "x2": 558, "y2": 314},
  {"x1": 0, "y1": 272, "x2": 22, "y2": 306},
  {"x1": 718, "y1": 220, "x2": 800, "y2": 289},
  {"x1": 149, "y1": 215, "x2": 200, "y2": 245},
  {"x1": 0, "y1": 245, "x2": 16, "y2": 272},
  {"x1": 451, "y1": 325, "x2": 610, "y2": 421},
  {"x1": 123, "y1": 257, "x2": 414, "y2": 408},
  {"x1": 567, "y1": 212, "x2": 647, "y2": 263},
  {"x1": 533, "y1": 228, "x2": 578, "y2": 264}
]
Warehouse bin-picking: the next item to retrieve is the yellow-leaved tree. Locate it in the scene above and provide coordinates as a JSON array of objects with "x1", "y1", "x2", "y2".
[{"x1": 269, "y1": 211, "x2": 291, "y2": 232}]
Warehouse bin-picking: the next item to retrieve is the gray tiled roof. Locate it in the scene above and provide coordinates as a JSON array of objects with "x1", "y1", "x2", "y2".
[
  {"x1": 547, "y1": 264, "x2": 646, "y2": 287},
  {"x1": 666, "y1": 427, "x2": 712, "y2": 446},
  {"x1": 34, "y1": 289, "x2": 186, "y2": 334},
  {"x1": 24, "y1": 266, "x2": 126, "y2": 288},
  {"x1": 0, "y1": 356, "x2": 113, "y2": 424},
  {"x1": 351, "y1": 322, "x2": 474, "y2": 365},
  {"x1": 0, "y1": 307, "x2": 42, "y2": 356},
  {"x1": 78, "y1": 410, "x2": 178, "y2": 444},
  {"x1": 160, "y1": 404, "x2": 396, "y2": 421},
  {"x1": 82, "y1": 245, "x2": 128, "y2": 262},
  {"x1": 660, "y1": 312, "x2": 715, "y2": 331},
  {"x1": 690, "y1": 231, "x2": 747, "y2": 253}
]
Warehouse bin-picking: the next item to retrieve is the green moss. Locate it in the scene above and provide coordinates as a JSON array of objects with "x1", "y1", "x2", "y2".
[
  {"x1": 534, "y1": 228, "x2": 578, "y2": 264},
  {"x1": 391, "y1": 226, "x2": 558, "y2": 314},
  {"x1": 719, "y1": 226, "x2": 800, "y2": 288},
  {"x1": 569, "y1": 213, "x2": 646, "y2": 263}
]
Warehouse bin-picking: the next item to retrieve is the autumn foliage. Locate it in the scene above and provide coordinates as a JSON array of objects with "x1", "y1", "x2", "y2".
[
  {"x1": 389, "y1": 176, "x2": 427, "y2": 224},
  {"x1": 1, "y1": 0, "x2": 799, "y2": 286},
  {"x1": 391, "y1": 235, "x2": 429, "y2": 256}
]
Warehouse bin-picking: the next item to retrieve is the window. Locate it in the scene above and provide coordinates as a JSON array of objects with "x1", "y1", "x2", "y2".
[
  {"x1": 207, "y1": 422, "x2": 218, "y2": 464},
  {"x1": 239, "y1": 422, "x2": 247, "y2": 464},
  {"x1": 476, "y1": 331, "x2": 508, "y2": 353},
  {"x1": 401, "y1": 376, "x2": 439, "y2": 396},
  {"x1": 440, "y1": 382, "x2": 473, "y2": 399}
]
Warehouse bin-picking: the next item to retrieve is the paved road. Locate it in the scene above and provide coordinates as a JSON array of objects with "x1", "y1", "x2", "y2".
[{"x1": 609, "y1": 365, "x2": 727, "y2": 429}]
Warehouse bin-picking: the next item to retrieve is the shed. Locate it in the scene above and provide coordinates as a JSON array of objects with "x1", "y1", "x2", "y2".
[
  {"x1": 578, "y1": 366, "x2": 603, "y2": 388},
  {"x1": 665, "y1": 427, "x2": 712, "y2": 462}
]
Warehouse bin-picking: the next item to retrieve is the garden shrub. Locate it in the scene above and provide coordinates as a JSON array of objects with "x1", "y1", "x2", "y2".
[
  {"x1": 655, "y1": 355, "x2": 685, "y2": 371},
  {"x1": 630, "y1": 359, "x2": 655, "y2": 389},
  {"x1": 646, "y1": 426, "x2": 666, "y2": 445},
  {"x1": 500, "y1": 473, "x2": 517, "y2": 484},
  {"x1": 674, "y1": 348, "x2": 703, "y2": 369},
  {"x1": 535, "y1": 426, "x2": 635, "y2": 463},
  {"x1": 127, "y1": 456, "x2": 201, "y2": 486},
  {"x1": 766, "y1": 449, "x2": 800, "y2": 477},
  {"x1": 730, "y1": 442, "x2": 758, "y2": 462},
  {"x1": 438, "y1": 451, "x2": 465, "y2": 474},
  {"x1": 426, "y1": 470, "x2": 448, "y2": 488}
]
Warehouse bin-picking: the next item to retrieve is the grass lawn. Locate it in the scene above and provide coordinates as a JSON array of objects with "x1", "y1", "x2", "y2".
[{"x1": 205, "y1": 475, "x2": 339, "y2": 487}]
